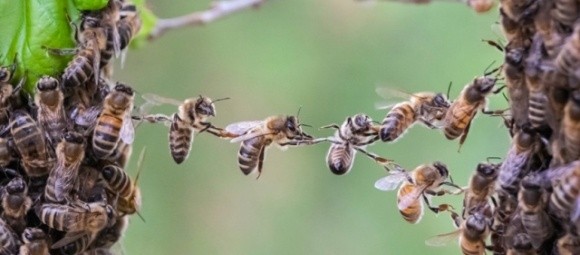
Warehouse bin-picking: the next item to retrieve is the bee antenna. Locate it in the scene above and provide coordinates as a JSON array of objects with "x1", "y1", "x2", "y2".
[
  {"x1": 483, "y1": 60, "x2": 496, "y2": 75},
  {"x1": 210, "y1": 97, "x2": 231, "y2": 104},
  {"x1": 446, "y1": 81, "x2": 452, "y2": 100},
  {"x1": 502, "y1": 92, "x2": 509, "y2": 102},
  {"x1": 136, "y1": 211, "x2": 146, "y2": 223},
  {"x1": 486, "y1": 156, "x2": 502, "y2": 163},
  {"x1": 299, "y1": 123, "x2": 312, "y2": 128},
  {"x1": 133, "y1": 147, "x2": 147, "y2": 186},
  {"x1": 296, "y1": 106, "x2": 303, "y2": 119}
]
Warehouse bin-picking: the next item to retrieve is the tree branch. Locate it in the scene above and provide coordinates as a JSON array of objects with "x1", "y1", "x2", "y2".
[{"x1": 148, "y1": 0, "x2": 266, "y2": 40}]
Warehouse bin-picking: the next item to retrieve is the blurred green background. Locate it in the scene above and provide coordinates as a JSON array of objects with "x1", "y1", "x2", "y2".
[{"x1": 116, "y1": 0, "x2": 509, "y2": 254}]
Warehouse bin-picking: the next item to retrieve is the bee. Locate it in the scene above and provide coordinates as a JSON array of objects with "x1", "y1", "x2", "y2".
[
  {"x1": 443, "y1": 66, "x2": 502, "y2": 148},
  {"x1": 552, "y1": 0, "x2": 578, "y2": 30},
  {"x1": 98, "y1": 0, "x2": 122, "y2": 78},
  {"x1": 462, "y1": 161, "x2": 500, "y2": 219},
  {"x1": 524, "y1": 34, "x2": 550, "y2": 130},
  {"x1": 37, "y1": 201, "x2": 115, "y2": 249},
  {"x1": 425, "y1": 206, "x2": 492, "y2": 255},
  {"x1": 92, "y1": 82, "x2": 135, "y2": 159},
  {"x1": 321, "y1": 114, "x2": 393, "y2": 175},
  {"x1": 375, "y1": 162, "x2": 460, "y2": 224},
  {"x1": 104, "y1": 141, "x2": 132, "y2": 168},
  {"x1": 497, "y1": 128, "x2": 542, "y2": 196},
  {"x1": 10, "y1": 109, "x2": 52, "y2": 177},
  {"x1": 491, "y1": 189, "x2": 519, "y2": 255},
  {"x1": 0, "y1": 218, "x2": 18, "y2": 255},
  {"x1": 34, "y1": 75, "x2": 66, "y2": 145},
  {"x1": 376, "y1": 87, "x2": 450, "y2": 142},
  {"x1": 141, "y1": 93, "x2": 229, "y2": 164},
  {"x1": 549, "y1": 162, "x2": 580, "y2": 222},
  {"x1": 0, "y1": 62, "x2": 22, "y2": 124},
  {"x1": 118, "y1": 2, "x2": 142, "y2": 65},
  {"x1": 19, "y1": 227, "x2": 49, "y2": 255},
  {"x1": 517, "y1": 175, "x2": 553, "y2": 249},
  {"x1": 557, "y1": 232, "x2": 580, "y2": 255},
  {"x1": 499, "y1": 0, "x2": 540, "y2": 22},
  {"x1": 561, "y1": 89, "x2": 580, "y2": 162},
  {"x1": 1, "y1": 177, "x2": 32, "y2": 235},
  {"x1": 90, "y1": 215, "x2": 128, "y2": 249},
  {"x1": 556, "y1": 24, "x2": 580, "y2": 76},
  {"x1": 507, "y1": 233, "x2": 536, "y2": 255},
  {"x1": 45, "y1": 131, "x2": 86, "y2": 204},
  {"x1": 102, "y1": 148, "x2": 146, "y2": 218},
  {"x1": 0, "y1": 136, "x2": 15, "y2": 167},
  {"x1": 226, "y1": 114, "x2": 315, "y2": 178}
]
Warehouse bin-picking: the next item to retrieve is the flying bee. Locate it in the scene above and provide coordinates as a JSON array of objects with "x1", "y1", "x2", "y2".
[
  {"x1": 558, "y1": 233, "x2": 580, "y2": 255},
  {"x1": 321, "y1": 114, "x2": 393, "y2": 175},
  {"x1": 118, "y1": 2, "x2": 142, "y2": 65},
  {"x1": 425, "y1": 206, "x2": 492, "y2": 255},
  {"x1": 555, "y1": 24, "x2": 580, "y2": 76},
  {"x1": 37, "y1": 201, "x2": 116, "y2": 250},
  {"x1": 443, "y1": 65, "x2": 503, "y2": 149},
  {"x1": 102, "y1": 148, "x2": 146, "y2": 218},
  {"x1": 19, "y1": 227, "x2": 49, "y2": 255},
  {"x1": 462, "y1": 161, "x2": 500, "y2": 219},
  {"x1": 92, "y1": 82, "x2": 135, "y2": 159},
  {"x1": 507, "y1": 233, "x2": 536, "y2": 255},
  {"x1": 1, "y1": 177, "x2": 31, "y2": 235},
  {"x1": 140, "y1": 93, "x2": 230, "y2": 164},
  {"x1": 34, "y1": 75, "x2": 67, "y2": 145},
  {"x1": 45, "y1": 132, "x2": 86, "y2": 204},
  {"x1": 560, "y1": 89, "x2": 580, "y2": 162},
  {"x1": 10, "y1": 109, "x2": 53, "y2": 177},
  {"x1": 375, "y1": 162, "x2": 461, "y2": 224},
  {"x1": 0, "y1": 218, "x2": 18, "y2": 255},
  {"x1": 517, "y1": 175, "x2": 554, "y2": 249},
  {"x1": 376, "y1": 87, "x2": 450, "y2": 142},
  {"x1": 226, "y1": 114, "x2": 316, "y2": 178}
]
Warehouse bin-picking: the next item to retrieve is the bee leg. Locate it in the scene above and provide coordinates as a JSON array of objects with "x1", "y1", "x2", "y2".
[
  {"x1": 319, "y1": 124, "x2": 340, "y2": 130},
  {"x1": 41, "y1": 46, "x2": 79, "y2": 56},
  {"x1": 256, "y1": 146, "x2": 266, "y2": 180},
  {"x1": 481, "y1": 107, "x2": 509, "y2": 116},
  {"x1": 440, "y1": 181, "x2": 464, "y2": 192},
  {"x1": 422, "y1": 194, "x2": 454, "y2": 214},
  {"x1": 353, "y1": 147, "x2": 394, "y2": 168},
  {"x1": 482, "y1": 39, "x2": 504, "y2": 52},
  {"x1": 457, "y1": 119, "x2": 472, "y2": 152},
  {"x1": 450, "y1": 210, "x2": 462, "y2": 228},
  {"x1": 419, "y1": 119, "x2": 438, "y2": 129}
]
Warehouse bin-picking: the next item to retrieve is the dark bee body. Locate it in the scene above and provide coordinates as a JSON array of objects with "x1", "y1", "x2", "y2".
[
  {"x1": 169, "y1": 113, "x2": 194, "y2": 164},
  {"x1": 0, "y1": 218, "x2": 18, "y2": 255},
  {"x1": 561, "y1": 90, "x2": 580, "y2": 162},
  {"x1": 556, "y1": 24, "x2": 580, "y2": 75},
  {"x1": 552, "y1": 0, "x2": 578, "y2": 30},
  {"x1": 118, "y1": 3, "x2": 141, "y2": 51},
  {"x1": 380, "y1": 92, "x2": 449, "y2": 142},
  {"x1": 92, "y1": 83, "x2": 134, "y2": 159},
  {"x1": 549, "y1": 164, "x2": 580, "y2": 221},
  {"x1": 90, "y1": 215, "x2": 128, "y2": 249},
  {"x1": 507, "y1": 233, "x2": 537, "y2": 255},
  {"x1": 2, "y1": 177, "x2": 31, "y2": 235},
  {"x1": 34, "y1": 76, "x2": 66, "y2": 145},
  {"x1": 98, "y1": 0, "x2": 122, "y2": 78},
  {"x1": 10, "y1": 110, "x2": 52, "y2": 177},
  {"x1": 517, "y1": 176, "x2": 553, "y2": 248},
  {"x1": 525, "y1": 35, "x2": 549, "y2": 129},
  {"x1": 102, "y1": 165, "x2": 132, "y2": 201},
  {"x1": 462, "y1": 162, "x2": 499, "y2": 219},
  {"x1": 62, "y1": 48, "x2": 97, "y2": 88},
  {"x1": 45, "y1": 132, "x2": 86, "y2": 204},
  {"x1": 497, "y1": 129, "x2": 541, "y2": 196},
  {"x1": 19, "y1": 228, "x2": 49, "y2": 255},
  {"x1": 499, "y1": 0, "x2": 540, "y2": 23}
]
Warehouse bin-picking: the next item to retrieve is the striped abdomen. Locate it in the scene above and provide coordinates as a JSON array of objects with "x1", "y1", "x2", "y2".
[
  {"x1": 397, "y1": 183, "x2": 423, "y2": 224},
  {"x1": 238, "y1": 135, "x2": 267, "y2": 176},
  {"x1": 45, "y1": 163, "x2": 78, "y2": 204},
  {"x1": 169, "y1": 114, "x2": 193, "y2": 164},
  {"x1": 380, "y1": 102, "x2": 417, "y2": 142},
  {"x1": 326, "y1": 142, "x2": 355, "y2": 175},
  {"x1": 93, "y1": 113, "x2": 123, "y2": 158},
  {"x1": 62, "y1": 49, "x2": 95, "y2": 88},
  {"x1": 520, "y1": 211, "x2": 552, "y2": 246},
  {"x1": 99, "y1": 27, "x2": 115, "y2": 68},
  {"x1": 0, "y1": 138, "x2": 12, "y2": 167},
  {"x1": 528, "y1": 90, "x2": 547, "y2": 128},
  {"x1": 38, "y1": 204, "x2": 71, "y2": 231},
  {"x1": 0, "y1": 219, "x2": 18, "y2": 255},
  {"x1": 562, "y1": 101, "x2": 580, "y2": 160},
  {"x1": 550, "y1": 172, "x2": 580, "y2": 218},
  {"x1": 556, "y1": 25, "x2": 580, "y2": 75},
  {"x1": 10, "y1": 112, "x2": 50, "y2": 177},
  {"x1": 444, "y1": 101, "x2": 477, "y2": 140},
  {"x1": 553, "y1": 0, "x2": 578, "y2": 27},
  {"x1": 102, "y1": 165, "x2": 132, "y2": 198},
  {"x1": 459, "y1": 238, "x2": 485, "y2": 255},
  {"x1": 58, "y1": 234, "x2": 91, "y2": 254}
]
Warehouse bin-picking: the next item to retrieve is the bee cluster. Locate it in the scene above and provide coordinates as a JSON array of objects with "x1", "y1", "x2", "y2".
[{"x1": 0, "y1": 0, "x2": 143, "y2": 254}]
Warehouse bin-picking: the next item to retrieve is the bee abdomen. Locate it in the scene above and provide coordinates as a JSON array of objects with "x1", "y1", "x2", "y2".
[
  {"x1": 520, "y1": 212, "x2": 552, "y2": 245},
  {"x1": 0, "y1": 219, "x2": 17, "y2": 254},
  {"x1": 38, "y1": 204, "x2": 68, "y2": 231},
  {"x1": 528, "y1": 92, "x2": 547, "y2": 128},
  {"x1": 380, "y1": 103, "x2": 416, "y2": 142},
  {"x1": 93, "y1": 114, "x2": 123, "y2": 158},
  {"x1": 63, "y1": 50, "x2": 94, "y2": 88},
  {"x1": 169, "y1": 115, "x2": 193, "y2": 164},
  {"x1": 326, "y1": 143, "x2": 354, "y2": 175},
  {"x1": 460, "y1": 242, "x2": 485, "y2": 255},
  {"x1": 238, "y1": 137, "x2": 264, "y2": 175},
  {"x1": 59, "y1": 234, "x2": 91, "y2": 254},
  {"x1": 550, "y1": 176, "x2": 580, "y2": 215},
  {"x1": 553, "y1": 0, "x2": 578, "y2": 27},
  {"x1": 397, "y1": 184, "x2": 422, "y2": 224},
  {"x1": 102, "y1": 165, "x2": 132, "y2": 198}
]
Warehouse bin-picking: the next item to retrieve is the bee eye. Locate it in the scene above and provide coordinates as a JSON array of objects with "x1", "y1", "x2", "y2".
[{"x1": 106, "y1": 205, "x2": 116, "y2": 219}]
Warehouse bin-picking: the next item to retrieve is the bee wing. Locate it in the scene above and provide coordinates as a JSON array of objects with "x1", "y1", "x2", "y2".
[
  {"x1": 424, "y1": 229, "x2": 461, "y2": 247},
  {"x1": 374, "y1": 171, "x2": 408, "y2": 191},
  {"x1": 397, "y1": 184, "x2": 426, "y2": 211},
  {"x1": 142, "y1": 93, "x2": 182, "y2": 107},
  {"x1": 51, "y1": 231, "x2": 88, "y2": 249},
  {"x1": 120, "y1": 114, "x2": 135, "y2": 144},
  {"x1": 225, "y1": 121, "x2": 264, "y2": 142}
]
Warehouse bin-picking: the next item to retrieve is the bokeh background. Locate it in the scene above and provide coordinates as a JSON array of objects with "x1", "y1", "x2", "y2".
[{"x1": 116, "y1": 0, "x2": 509, "y2": 254}]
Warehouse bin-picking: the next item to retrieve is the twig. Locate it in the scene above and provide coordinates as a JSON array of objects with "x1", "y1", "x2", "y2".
[{"x1": 148, "y1": 0, "x2": 266, "y2": 40}]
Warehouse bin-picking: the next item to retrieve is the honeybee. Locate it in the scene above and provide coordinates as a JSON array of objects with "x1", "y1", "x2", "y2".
[
  {"x1": 558, "y1": 232, "x2": 580, "y2": 255},
  {"x1": 1, "y1": 177, "x2": 32, "y2": 235},
  {"x1": 118, "y1": 2, "x2": 142, "y2": 65},
  {"x1": 141, "y1": 93, "x2": 229, "y2": 164},
  {"x1": 98, "y1": 0, "x2": 122, "y2": 77},
  {"x1": 560, "y1": 89, "x2": 580, "y2": 162},
  {"x1": 226, "y1": 114, "x2": 315, "y2": 178},
  {"x1": 462, "y1": 161, "x2": 499, "y2": 219},
  {"x1": 90, "y1": 215, "x2": 128, "y2": 249},
  {"x1": 507, "y1": 233, "x2": 536, "y2": 255},
  {"x1": 376, "y1": 87, "x2": 450, "y2": 142},
  {"x1": 10, "y1": 110, "x2": 53, "y2": 177},
  {"x1": 0, "y1": 63, "x2": 22, "y2": 124},
  {"x1": 19, "y1": 227, "x2": 49, "y2": 255},
  {"x1": 503, "y1": 41, "x2": 530, "y2": 127},
  {"x1": 104, "y1": 141, "x2": 132, "y2": 168},
  {"x1": 549, "y1": 162, "x2": 580, "y2": 222},
  {"x1": 555, "y1": 24, "x2": 580, "y2": 76},
  {"x1": 0, "y1": 136, "x2": 14, "y2": 167},
  {"x1": 102, "y1": 148, "x2": 145, "y2": 217},
  {"x1": 92, "y1": 82, "x2": 135, "y2": 159},
  {"x1": 321, "y1": 114, "x2": 393, "y2": 175},
  {"x1": 499, "y1": 0, "x2": 540, "y2": 22},
  {"x1": 443, "y1": 66, "x2": 502, "y2": 148},
  {"x1": 497, "y1": 128, "x2": 542, "y2": 196},
  {"x1": 34, "y1": 76, "x2": 67, "y2": 145},
  {"x1": 375, "y1": 162, "x2": 460, "y2": 224},
  {"x1": 425, "y1": 206, "x2": 492, "y2": 255},
  {"x1": 524, "y1": 35, "x2": 550, "y2": 130},
  {"x1": 45, "y1": 131, "x2": 86, "y2": 204},
  {"x1": 491, "y1": 189, "x2": 519, "y2": 255},
  {"x1": 552, "y1": 0, "x2": 578, "y2": 30},
  {"x1": 37, "y1": 201, "x2": 115, "y2": 249},
  {"x1": 517, "y1": 175, "x2": 553, "y2": 248},
  {"x1": 0, "y1": 218, "x2": 19, "y2": 255}
]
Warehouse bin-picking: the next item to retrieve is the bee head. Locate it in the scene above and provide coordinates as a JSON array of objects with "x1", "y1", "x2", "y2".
[
  {"x1": 286, "y1": 116, "x2": 299, "y2": 133},
  {"x1": 63, "y1": 132, "x2": 85, "y2": 145},
  {"x1": 22, "y1": 228, "x2": 45, "y2": 243},
  {"x1": 195, "y1": 96, "x2": 216, "y2": 117},
  {"x1": 432, "y1": 93, "x2": 450, "y2": 108},
  {"x1": 476, "y1": 163, "x2": 498, "y2": 178},
  {"x1": 464, "y1": 212, "x2": 488, "y2": 237},
  {"x1": 114, "y1": 82, "x2": 134, "y2": 96},
  {"x1": 6, "y1": 177, "x2": 26, "y2": 194},
  {"x1": 108, "y1": 83, "x2": 134, "y2": 110},
  {"x1": 101, "y1": 165, "x2": 117, "y2": 182},
  {"x1": 515, "y1": 128, "x2": 538, "y2": 150},
  {"x1": 36, "y1": 76, "x2": 59, "y2": 92},
  {"x1": 512, "y1": 233, "x2": 533, "y2": 251},
  {"x1": 432, "y1": 161, "x2": 449, "y2": 178},
  {"x1": 0, "y1": 67, "x2": 11, "y2": 83},
  {"x1": 350, "y1": 114, "x2": 371, "y2": 131}
]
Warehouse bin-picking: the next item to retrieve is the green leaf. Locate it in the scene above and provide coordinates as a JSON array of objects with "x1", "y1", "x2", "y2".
[
  {"x1": 132, "y1": 0, "x2": 158, "y2": 48},
  {"x1": 73, "y1": 0, "x2": 109, "y2": 11}
]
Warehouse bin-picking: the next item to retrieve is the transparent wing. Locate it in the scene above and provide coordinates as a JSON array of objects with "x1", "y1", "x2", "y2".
[
  {"x1": 225, "y1": 121, "x2": 263, "y2": 140},
  {"x1": 374, "y1": 171, "x2": 408, "y2": 191},
  {"x1": 142, "y1": 93, "x2": 183, "y2": 106},
  {"x1": 424, "y1": 229, "x2": 461, "y2": 247},
  {"x1": 120, "y1": 114, "x2": 135, "y2": 144},
  {"x1": 376, "y1": 86, "x2": 415, "y2": 101},
  {"x1": 51, "y1": 231, "x2": 88, "y2": 249},
  {"x1": 397, "y1": 184, "x2": 425, "y2": 211},
  {"x1": 230, "y1": 129, "x2": 272, "y2": 144}
]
